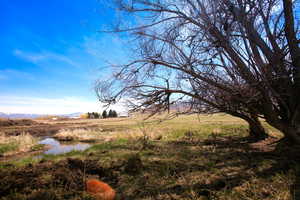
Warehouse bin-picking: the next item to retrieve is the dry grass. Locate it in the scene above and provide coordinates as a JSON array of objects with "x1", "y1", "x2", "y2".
[
  {"x1": 0, "y1": 113, "x2": 293, "y2": 200},
  {"x1": 51, "y1": 113, "x2": 282, "y2": 144},
  {"x1": 1, "y1": 132, "x2": 296, "y2": 200},
  {"x1": 0, "y1": 132, "x2": 38, "y2": 155},
  {"x1": 54, "y1": 128, "x2": 114, "y2": 142}
]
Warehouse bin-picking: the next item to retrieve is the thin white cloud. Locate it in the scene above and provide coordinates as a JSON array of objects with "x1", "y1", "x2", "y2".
[
  {"x1": 83, "y1": 35, "x2": 129, "y2": 63},
  {"x1": 14, "y1": 49, "x2": 47, "y2": 63},
  {"x1": 14, "y1": 49, "x2": 81, "y2": 68},
  {"x1": 0, "y1": 69, "x2": 35, "y2": 80},
  {"x1": 0, "y1": 95, "x2": 126, "y2": 115}
]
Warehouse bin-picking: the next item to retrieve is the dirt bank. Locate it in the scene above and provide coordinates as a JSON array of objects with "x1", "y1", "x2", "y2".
[{"x1": 0, "y1": 158, "x2": 124, "y2": 200}]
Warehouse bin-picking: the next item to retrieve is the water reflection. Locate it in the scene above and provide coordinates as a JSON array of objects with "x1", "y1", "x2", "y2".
[{"x1": 38, "y1": 138, "x2": 91, "y2": 155}]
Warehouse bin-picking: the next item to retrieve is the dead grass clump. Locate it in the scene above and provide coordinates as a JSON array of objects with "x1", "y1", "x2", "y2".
[
  {"x1": 54, "y1": 128, "x2": 106, "y2": 142},
  {"x1": 0, "y1": 132, "x2": 37, "y2": 155}
]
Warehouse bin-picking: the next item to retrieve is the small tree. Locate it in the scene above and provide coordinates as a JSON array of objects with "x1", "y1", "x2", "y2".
[
  {"x1": 112, "y1": 110, "x2": 118, "y2": 118},
  {"x1": 93, "y1": 112, "x2": 100, "y2": 119},
  {"x1": 108, "y1": 109, "x2": 113, "y2": 118},
  {"x1": 102, "y1": 110, "x2": 107, "y2": 119}
]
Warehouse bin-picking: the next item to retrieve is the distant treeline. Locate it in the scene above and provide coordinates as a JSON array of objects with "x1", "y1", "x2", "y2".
[{"x1": 81, "y1": 110, "x2": 118, "y2": 119}]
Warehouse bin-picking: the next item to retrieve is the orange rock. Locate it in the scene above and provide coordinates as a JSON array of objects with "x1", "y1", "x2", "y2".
[{"x1": 86, "y1": 179, "x2": 116, "y2": 200}]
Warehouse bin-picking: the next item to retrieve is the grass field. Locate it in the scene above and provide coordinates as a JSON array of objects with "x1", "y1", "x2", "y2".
[{"x1": 0, "y1": 114, "x2": 298, "y2": 200}]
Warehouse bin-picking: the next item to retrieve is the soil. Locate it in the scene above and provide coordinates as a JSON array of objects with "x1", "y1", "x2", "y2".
[{"x1": 0, "y1": 158, "x2": 126, "y2": 200}]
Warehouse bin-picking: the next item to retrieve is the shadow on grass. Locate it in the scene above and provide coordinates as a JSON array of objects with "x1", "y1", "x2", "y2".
[
  {"x1": 127, "y1": 136, "x2": 300, "y2": 199},
  {"x1": 0, "y1": 135, "x2": 299, "y2": 200}
]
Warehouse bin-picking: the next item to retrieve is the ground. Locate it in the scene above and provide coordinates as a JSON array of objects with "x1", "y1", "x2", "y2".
[{"x1": 0, "y1": 114, "x2": 299, "y2": 200}]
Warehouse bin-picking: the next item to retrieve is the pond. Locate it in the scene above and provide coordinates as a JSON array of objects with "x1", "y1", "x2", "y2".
[{"x1": 38, "y1": 138, "x2": 91, "y2": 155}]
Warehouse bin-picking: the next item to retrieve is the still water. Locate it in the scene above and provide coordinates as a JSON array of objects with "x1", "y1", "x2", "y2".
[{"x1": 38, "y1": 138, "x2": 91, "y2": 155}]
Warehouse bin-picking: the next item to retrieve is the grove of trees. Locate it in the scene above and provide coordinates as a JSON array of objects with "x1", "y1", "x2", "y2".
[
  {"x1": 87, "y1": 112, "x2": 100, "y2": 119},
  {"x1": 102, "y1": 110, "x2": 118, "y2": 118},
  {"x1": 96, "y1": 0, "x2": 300, "y2": 144},
  {"x1": 82, "y1": 110, "x2": 118, "y2": 119}
]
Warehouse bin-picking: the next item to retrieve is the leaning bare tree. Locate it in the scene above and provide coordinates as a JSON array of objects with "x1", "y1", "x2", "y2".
[{"x1": 96, "y1": 0, "x2": 300, "y2": 143}]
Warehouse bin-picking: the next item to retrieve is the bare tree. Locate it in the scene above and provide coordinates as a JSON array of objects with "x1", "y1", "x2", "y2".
[{"x1": 96, "y1": 0, "x2": 300, "y2": 143}]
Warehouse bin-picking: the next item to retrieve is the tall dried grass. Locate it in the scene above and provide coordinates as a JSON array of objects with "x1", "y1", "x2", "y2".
[
  {"x1": 54, "y1": 128, "x2": 107, "y2": 142},
  {"x1": 0, "y1": 132, "x2": 37, "y2": 155}
]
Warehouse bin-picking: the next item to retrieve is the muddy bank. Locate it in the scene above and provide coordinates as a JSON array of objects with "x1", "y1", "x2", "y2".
[{"x1": 0, "y1": 158, "x2": 125, "y2": 200}]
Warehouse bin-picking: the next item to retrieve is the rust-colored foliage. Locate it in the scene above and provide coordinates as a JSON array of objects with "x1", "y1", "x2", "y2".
[{"x1": 86, "y1": 179, "x2": 116, "y2": 200}]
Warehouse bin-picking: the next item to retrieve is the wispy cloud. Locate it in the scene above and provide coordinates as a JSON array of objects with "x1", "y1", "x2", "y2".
[
  {"x1": 14, "y1": 49, "x2": 47, "y2": 63},
  {"x1": 0, "y1": 69, "x2": 35, "y2": 80},
  {"x1": 14, "y1": 49, "x2": 82, "y2": 68},
  {"x1": 0, "y1": 95, "x2": 126, "y2": 114},
  {"x1": 83, "y1": 35, "x2": 129, "y2": 64}
]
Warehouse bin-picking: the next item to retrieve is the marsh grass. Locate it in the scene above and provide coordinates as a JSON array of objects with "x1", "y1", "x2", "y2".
[
  {"x1": 2, "y1": 136, "x2": 296, "y2": 199},
  {"x1": 1, "y1": 114, "x2": 294, "y2": 200},
  {"x1": 0, "y1": 132, "x2": 38, "y2": 156},
  {"x1": 54, "y1": 128, "x2": 110, "y2": 142}
]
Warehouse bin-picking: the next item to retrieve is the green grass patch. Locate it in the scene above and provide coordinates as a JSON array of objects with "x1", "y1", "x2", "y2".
[
  {"x1": 11, "y1": 156, "x2": 41, "y2": 167},
  {"x1": 41, "y1": 150, "x2": 88, "y2": 161},
  {"x1": 30, "y1": 144, "x2": 45, "y2": 151},
  {"x1": 0, "y1": 143, "x2": 18, "y2": 155}
]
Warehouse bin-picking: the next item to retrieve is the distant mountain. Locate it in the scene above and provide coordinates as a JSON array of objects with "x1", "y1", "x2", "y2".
[
  {"x1": 0, "y1": 112, "x2": 8, "y2": 118},
  {"x1": 61, "y1": 112, "x2": 83, "y2": 118},
  {"x1": 0, "y1": 112, "x2": 44, "y2": 119},
  {"x1": 0, "y1": 112, "x2": 83, "y2": 119}
]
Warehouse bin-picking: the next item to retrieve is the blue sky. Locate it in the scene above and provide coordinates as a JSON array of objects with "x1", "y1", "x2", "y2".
[
  {"x1": 1, "y1": 1, "x2": 299, "y2": 115},
  {"x1": 0, "y1": 0, "x2": 129, "y2": 114}
]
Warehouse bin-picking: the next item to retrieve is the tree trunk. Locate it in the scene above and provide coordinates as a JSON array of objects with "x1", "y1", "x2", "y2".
[
  {"x1": 265, "y1": 117, "x2": 300, "y2": 145},
  {"x1": 281, "y1": 126, "x2": 300, "y2": 145},
  {"x1": 247, "y1": 116, "x2": 268, "y2": 140},
  {"x1": 229, "y1": 112, "x2": 269, "y2": 140}
]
